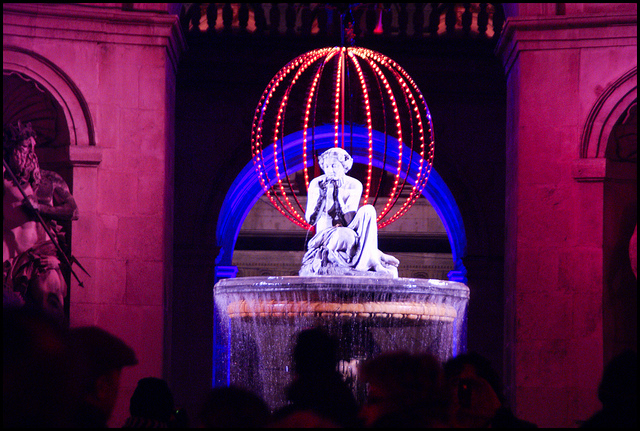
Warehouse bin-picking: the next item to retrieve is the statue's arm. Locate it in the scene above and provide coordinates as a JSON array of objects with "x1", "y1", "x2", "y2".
[
  {"x1": 31, "y1": 170, "x2": 79, "y2": 221},
  {"x1": 306, "y1": 179, "x2": 321, "y2": 224},
  {"x1": 51, "y1": 184, "x2": 79, "y2": 221},
  {"x1": 308, "y1": 178, "x2": 332, "y2": 225},
  {"x1": 342, "y1": 177, "x2": 362, "y2": 212}
]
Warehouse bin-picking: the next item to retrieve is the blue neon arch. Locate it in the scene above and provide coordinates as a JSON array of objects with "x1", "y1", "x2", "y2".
[{"x1": 215, "y1": 124, "x2": 467, "y2": 282}]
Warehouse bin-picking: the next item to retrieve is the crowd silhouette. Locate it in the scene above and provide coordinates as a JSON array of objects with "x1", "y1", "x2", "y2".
[
  {"x1": 270, "y1": 327, "x2": 361, "y2": 427},
  {"x1": 122, "y1": 377, "x2": 180, "y2": 428},
  {"x1": 580, "y1": 349, "x2": 637, "y2": 428},
  {"x1": 4, "y1": 308, "x2": 637, "y2": 428},
  {"x1": 3, "y1": 307, "x2": 138, "y2": 428}
]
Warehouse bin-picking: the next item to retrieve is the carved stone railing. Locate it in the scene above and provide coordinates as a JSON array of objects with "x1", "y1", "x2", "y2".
[{"x1": 180, "y1": 3, "x2": 504, "y2": 44}]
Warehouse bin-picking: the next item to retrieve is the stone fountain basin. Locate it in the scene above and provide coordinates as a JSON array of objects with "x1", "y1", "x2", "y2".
[
  {"x1": 217, "y1": 276, "x2": 468, "y2": 324},
  {"x1": 213, "y1": 275, "x2": 470, "y2": 409}
]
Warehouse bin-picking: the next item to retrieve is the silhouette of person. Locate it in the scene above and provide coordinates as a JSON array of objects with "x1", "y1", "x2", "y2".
[
  {"x1": 69, "y1": 326, "x2": 138, "y2": 427},
  {"x1": 443, "y1": 351, "x2": 537, "y2": 428},
  {"x1": 271, "y1": 327, "x2": 361, "y2": 427},
  {"x1": 300, "y1": 147, "x2": 399, "y2": 277},
  {"x1": 3, "y1": 307, "x2": 81, "y2": 427},
  {"x1": 358, "y1": 350, "x2": 449, "y2": 427},
  {"x1": 198, "y1": 384, "x2": 271, "y2": 428},
  {"x1": 581, "y1": 349, "x2": 637, "y2": 428},
  {"x1": 122, "y1": 377, "x2": 176, "y2": 428}
]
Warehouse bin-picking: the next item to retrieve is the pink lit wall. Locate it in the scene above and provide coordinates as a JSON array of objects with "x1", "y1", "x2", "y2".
[
  {"x1": 497, "y1": 3, "x2": 637, "y2": 427},
  {"x1": 3, "y1": 3, "x2": 636, "y2": 429},
  {"x1": 3, "y1": 3, "x2": 184, "y2": 427}
]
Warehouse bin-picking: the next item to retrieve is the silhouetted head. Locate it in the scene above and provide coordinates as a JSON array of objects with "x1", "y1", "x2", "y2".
[
  {"x1": 443, "y1": 351, "x2": 503, "y2": 404},
  {"x1": 69, "y1": 326, "x2": 138, "y2": 391},
  {"x1": 68, "y1": 326, "x2": 137, "y2": 420},
  {"x1": 598, "y1": 350, "x2": 637, "y2": 410},
  {"x1": 293, "y1": 327, "x2": 339, "y2": 376},
  {"x1": 3, "y1": 307, "x2": 79, "y2": 427},
  {"x1": 129, "y1": 377, "x2": 175, "y2": 423},
  {"x1": 358, "y1": 351, "x2": 446, "y2": 427},
  {"x1": 198, "y1": 385, "x2": 270, "y2": 428},
  {"x1": 360, "y1": 350, "x2": 443, "y2": 405}
]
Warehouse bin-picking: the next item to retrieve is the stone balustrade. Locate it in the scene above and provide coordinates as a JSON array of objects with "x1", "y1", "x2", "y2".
[{"x1": 180, "y1": 3, "x2": 504, "y2": 43}]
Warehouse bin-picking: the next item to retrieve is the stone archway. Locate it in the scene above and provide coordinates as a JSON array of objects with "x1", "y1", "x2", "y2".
[
  {"x1": 602, "y1": 99, "x2": 637, "y2": 363},
  {"x1": 3, "y1": 45, "x2": 95, "y2": 149},
  {"x1": 215, "y1": 124, "x2": 467, "y2": 282},
  {"x1": 577, "y1": 67, "x2": 637, "y2": 363},
  {"x1": 581, "y1": 66, "x2": 636, "y2": 159}
]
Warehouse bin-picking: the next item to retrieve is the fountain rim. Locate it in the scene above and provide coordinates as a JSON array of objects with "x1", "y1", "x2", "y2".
[{"x1": 214, "y1": 275, "x2": 470, "y2": 299}]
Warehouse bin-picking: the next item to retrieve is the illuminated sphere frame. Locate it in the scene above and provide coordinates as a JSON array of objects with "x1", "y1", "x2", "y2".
[{"x1": 250, "y1": 46, "x2": 435, "y2": 230}]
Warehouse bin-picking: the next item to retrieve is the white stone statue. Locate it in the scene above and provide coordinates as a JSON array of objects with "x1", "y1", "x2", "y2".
[
  {"x1": 3, "y1": 121, "x2": 79, "y2": 321},
  {"x1": 299, "y1": 147, "x2": 399, "y2": 277}
]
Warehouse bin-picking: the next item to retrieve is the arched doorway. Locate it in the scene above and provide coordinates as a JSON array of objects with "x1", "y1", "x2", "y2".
[
  {"x1": 603, "y1": 100, "x2": 637, "y2": 363},
  {"x1": 579, "y1": 66, "x2": 637, "y2": 364},
  {"x1": 3, "y1": 46, "x2": 95, "y2": 148},
  {"x1": 215, "y1": 124, "x2": 467, "y2": 282}
]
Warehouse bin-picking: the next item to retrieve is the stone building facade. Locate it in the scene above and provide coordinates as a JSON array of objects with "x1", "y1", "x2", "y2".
[
  {"x1": 4, "y1": 3, "x2": 184, "y2": 426},
  {"x1": 3, "y1": 3, "x2": 636, "y2": 427},
  {"x1": 496, "y1": 4, "x2": 637, "y2": 425}
]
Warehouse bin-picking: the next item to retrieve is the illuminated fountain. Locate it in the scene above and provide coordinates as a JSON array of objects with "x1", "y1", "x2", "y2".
[
  {"x1": 214, "y1": 28, "x2": 469, "y2": 409},
  {"x1": 215, "y1": 276, "x2": 468, "y2": 408}
]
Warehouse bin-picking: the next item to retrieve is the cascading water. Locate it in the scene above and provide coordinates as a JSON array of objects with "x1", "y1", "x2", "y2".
[{"x1": 214, "y1": 275, "x2": 469, "y2": 410}]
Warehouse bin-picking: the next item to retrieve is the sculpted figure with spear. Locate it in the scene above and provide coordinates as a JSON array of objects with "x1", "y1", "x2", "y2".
[{"x1": 3, "y1": 121, "x2": 87, "y2": 322}]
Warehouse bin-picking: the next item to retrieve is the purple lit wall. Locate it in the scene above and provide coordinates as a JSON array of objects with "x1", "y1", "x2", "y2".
[{"x1": 3, "y1": 3, "x2": 636, "y2": 429}]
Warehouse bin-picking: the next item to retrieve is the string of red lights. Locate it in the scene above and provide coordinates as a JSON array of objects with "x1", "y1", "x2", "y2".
[{"x1": 250, "y1": 46, "x2": 435, "y2": 230}]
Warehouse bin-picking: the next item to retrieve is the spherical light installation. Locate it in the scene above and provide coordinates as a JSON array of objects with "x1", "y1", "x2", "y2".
[{"x1": 251, "y1": 46, "x2": 434, "y2": 230}]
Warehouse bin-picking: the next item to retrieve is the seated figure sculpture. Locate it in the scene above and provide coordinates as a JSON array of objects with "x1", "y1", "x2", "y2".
[{"x1": 299, "y1": 148, "x2": 399, "y2": 277}]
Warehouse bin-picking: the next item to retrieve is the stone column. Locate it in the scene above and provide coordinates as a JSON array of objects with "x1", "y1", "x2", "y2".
[{"x1": 496, "y1": 4, "x2": 636, "y2": 427}]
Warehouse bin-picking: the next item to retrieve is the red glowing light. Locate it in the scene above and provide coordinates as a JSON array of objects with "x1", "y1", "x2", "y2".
[{"x1": 251, "y1": 47, "x2": 435, "y2": 230}]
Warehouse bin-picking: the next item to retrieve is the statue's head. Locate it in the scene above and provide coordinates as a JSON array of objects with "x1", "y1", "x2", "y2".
[
  {"x1": 3, "y1": 120, "x2": 37, "y2": 152},
  {"x1": 319, "y1": 147, "x2": 353, "y2": 173},
  {"x1": 3, "y1": 121, "x2": 40, "y2": 187}
]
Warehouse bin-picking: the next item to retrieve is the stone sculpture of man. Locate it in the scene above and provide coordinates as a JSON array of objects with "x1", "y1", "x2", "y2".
[
  {"x1": 3, "y1": 121, "x2": 78, "y2": 321},
  {"x1": 300, "y1": 147, "x2": 399, "y2": 277}
]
